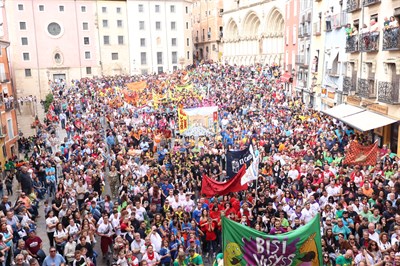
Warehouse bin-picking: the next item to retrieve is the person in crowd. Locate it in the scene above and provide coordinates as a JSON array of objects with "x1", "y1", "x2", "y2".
[{"x1": 5, "y1": 61, "x2": 400, "y2": 265}]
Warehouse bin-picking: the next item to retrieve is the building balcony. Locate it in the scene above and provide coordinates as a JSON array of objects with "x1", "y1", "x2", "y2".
[
  {"x1": 363, "y1": 0, "x2": 381, "y2": 7},
  {"x1": 360, "y1": 32, "x2": 379, "y2": 52},
  {"x1": 4, "y1": 100, "x2": 13, "y2": 111},
  {"x1": 332, "y1": 12, "x2": 348, "y2": 29},
  {"x1": 0, "y1": 72, "x2": 10, "y2": 83},
  {"x1": 195, "y1": 36, "x2": 199, "y2": 43},
  {"x1": 378, "y1": 81, "x2": 400, "y2": 104},
  {"x1": 347, "y1": 0, "x2": 360, "y2": 12},
  {"x1": 295, "y1": 55, "x2": 305, "y2": 65},
  {"x1": 313, "y1": 22, "x2": 321, "y2": 36},
  {"x1": 346, "y1": 35, "x2": 359, "y2": 53},
  {"x1": 358, "y1": 78, "x2": 376, "y2": 99},
  {"x1": 326, "y1": 68, "x2": 340, "y2": 77},
  {"x1": 343, "y1": 76, "x2": 357, "y2": 94},
  {"x1": 382, "y1": 28, "x2": 400, "y2": 51}
]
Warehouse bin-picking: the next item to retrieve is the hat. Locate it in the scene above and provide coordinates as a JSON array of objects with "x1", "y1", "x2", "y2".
[
  {"x1": 28, "y1": 229, "x2": 35, "y2": 234},
  {"x1": 189, "y1": 239, "x2": 195, "y2": 243}
]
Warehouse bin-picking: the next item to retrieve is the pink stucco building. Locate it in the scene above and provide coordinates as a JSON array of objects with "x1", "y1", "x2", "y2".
[{"x1": 6, "y1": 0, "x2": 101, "y2": 98}]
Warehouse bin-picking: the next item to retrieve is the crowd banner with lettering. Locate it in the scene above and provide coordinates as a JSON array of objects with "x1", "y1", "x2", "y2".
[
  {"x1": 178, "y1": 107, "x2": 188, "y2": 133},
  {"x1": 126, "y1": 81, "x2": 147, "y2": 92},
  {"x1": 222, "y1": 214, "x2": 322, "y2": 266},
  {"x1": 343, "y1": 140, "x2": 378, "y2": 166},
  {"x1": 226, "y1": 146, "x2": 253, "y2": 178}
]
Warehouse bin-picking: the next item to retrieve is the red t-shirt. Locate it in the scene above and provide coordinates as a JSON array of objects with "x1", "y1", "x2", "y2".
[
  {"x1": 25, "y1": 236, "x2": 42, "y2": 255},
  {"x1": 205, "y1": 221, "x2": 217, "y2": 241}
]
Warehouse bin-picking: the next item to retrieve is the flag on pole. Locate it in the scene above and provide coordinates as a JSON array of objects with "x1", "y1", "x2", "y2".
[
  {"x1": 240, "y1": 155, "x2": 259, "y2": 185},
  {"x1": 343, "y1": 141, "x2": 378, "y2": 166},
  {"x1": 201, "y1": 165, "x2": 247, "y2": 197},
  {"x1": 222, "y1": 214, "x2": 323, "y2": 266}
]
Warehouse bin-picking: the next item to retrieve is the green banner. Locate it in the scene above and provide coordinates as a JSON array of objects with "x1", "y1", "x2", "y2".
[{"x1": 222, "y1": 214, "x2": 322, "y2": 266}]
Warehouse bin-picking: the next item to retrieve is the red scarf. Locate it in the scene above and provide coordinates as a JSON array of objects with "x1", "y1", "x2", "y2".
[{"x1": 147, "y1": 251, "x2": 154, "y2": 261}]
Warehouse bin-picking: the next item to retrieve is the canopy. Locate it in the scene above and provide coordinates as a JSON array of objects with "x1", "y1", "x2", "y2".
[
  {"x1": 321, "y1": 103, "x2": 364, "y2": 120},
  {"x1": 182, "y1": 125, "x2": 215, "y2": 137},
  {"x1": 340, "y1": 110, "x2": 397, "y2": 132}
]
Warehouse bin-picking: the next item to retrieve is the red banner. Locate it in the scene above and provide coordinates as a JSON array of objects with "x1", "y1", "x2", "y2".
[
  {"x1": 343, "y1": 141, "x2": 378, "y2": 166},
  {"x1": 201, "y1": 165, "x2": 247, "y2": 197}
]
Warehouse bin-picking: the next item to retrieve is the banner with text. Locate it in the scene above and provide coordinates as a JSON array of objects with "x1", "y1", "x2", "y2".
[
  {"x1": 226, "y1": 146, "x2": 253, "y2": 178},
  {"x1": 222, "y1": 214, "x2": 322, "y2": 266}
]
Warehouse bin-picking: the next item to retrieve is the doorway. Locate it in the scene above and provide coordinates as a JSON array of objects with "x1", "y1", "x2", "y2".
[{"x1": 53, "y1": 74, "x2": 66, "y2": 82}]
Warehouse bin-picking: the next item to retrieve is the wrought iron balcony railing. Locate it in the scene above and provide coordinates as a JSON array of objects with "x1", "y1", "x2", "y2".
[
  {"x1": 343, "y1": 76, "x2": 357, "y2": 94},
  {"x1": 347, "y1": 0, "x2": 360, "y2": 12},
  {"x1": 378, "y1": 81, "x2": 400, "y2": 104},
  {"x1": 295, "y1": 55, "x2": 305, "y2": 65},
  {"x1": 358, "y1": 78, "x2": 376, "y2": 99},
  {"x1": 346, "y1": 35, "x2": 359, "y2": 53},
  {"x1": 363, "y1": 0, "x2": 381, "y2": 7},
  {"x1": 360, "y1": 32, "x2": 379, "y2": 52},
  {"x1": 382, "y1": 27, "x2": 400, "y2": 51}
]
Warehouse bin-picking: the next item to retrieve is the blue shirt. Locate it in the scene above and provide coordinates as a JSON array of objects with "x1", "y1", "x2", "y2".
[
  {"x1": 45, "y1": 167, "x2": 56, "y2": 182},
  {"x1": 192, "y1": 208, "x2": 202, "y2": 223},
  {"x1": 159, "y1": 247, "x2": 171, "y2": 264},
  {"x1": 43, "y1": 253, "x2": 66, "y2": 266}
]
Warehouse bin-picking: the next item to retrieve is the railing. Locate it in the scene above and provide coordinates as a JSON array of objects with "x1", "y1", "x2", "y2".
[
  {"x1": 340, "y1": 12, "x2": 348, "y2": 27},
  {"x1": 332, "y1": 14, "x2": 340, "y2": 29},
  {"x1": 363, "y1": 0, "x2": 381, "y2": 7},
  {"x1": 4, "y1": 99, "x2": 14, "y2": 111},
  {"x1": 346, "y1": 35, "x2": 359, "y2": 53},
  {"x1": 358, "y1": 78, "x2": 376, "y2": 98},
  {"x1": 382, "y1": 27, "x2": 400, "y2": 51},
  {"x1": 313, "y1": 22, "x2": 321, "y2": 36},
  {"x1": 347, "y1": 0, "x2": 360, "y2": 12},
  {"x1": 298, "y1": 26, "x2": 304, "y2": 37},
  {"x1": 343, "y1": 76, "x2": 352, "y2": 94},
  {"x1": 326, "y1": 68, "x2": 340, "y2": 77},
  {"x1": 295, "y1": 55, "x2": 305, "y2": 64},
  {"x1": 360, "y1": 32, "x2": 379, "y2": 52},
  {"x1": 378, "y1": 81, "x2": 400, "y2": 104}
]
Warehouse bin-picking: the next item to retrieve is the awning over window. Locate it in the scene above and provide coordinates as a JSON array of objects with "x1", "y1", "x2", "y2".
[
  {"x1": 321, "y1": 104, "x2": 364, "y2": 120},
  {"x1": 340, "y1": 110, "x2": 398, "y2": 132}
]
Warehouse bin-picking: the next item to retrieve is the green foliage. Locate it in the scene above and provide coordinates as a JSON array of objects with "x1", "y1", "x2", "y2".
[{"x1": 44, "y1": 93, "x2": 54, "y2": 112}]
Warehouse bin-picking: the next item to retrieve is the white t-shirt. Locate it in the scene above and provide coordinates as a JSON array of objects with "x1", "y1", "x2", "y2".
[
  {"x1": 54, "y1": 229, "x2": 68, "y2": 242},
  {"x1": 301, "y1": 208, "x2": 316, "y2": 224},
  {"x1": 67, "y1": 224, "x2": 80, "y2": 237},
  {"x1": 97, "y1": 222, "x2": 113, "y2": 237},
  {"x1": 46, "y1": 217, "x2": 59, "y2": 233},
  {"x1": 142, "y1": 251, "x2": 160, "y2": 266},
  {"x1": 135, "y1": 206, "x2": 146, "y2": 222}
]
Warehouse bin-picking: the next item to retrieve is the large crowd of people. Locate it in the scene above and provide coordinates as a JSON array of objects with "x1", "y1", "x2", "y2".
[{"x1": 2, "y1": 61, "x2": 399, "y2": 266}]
